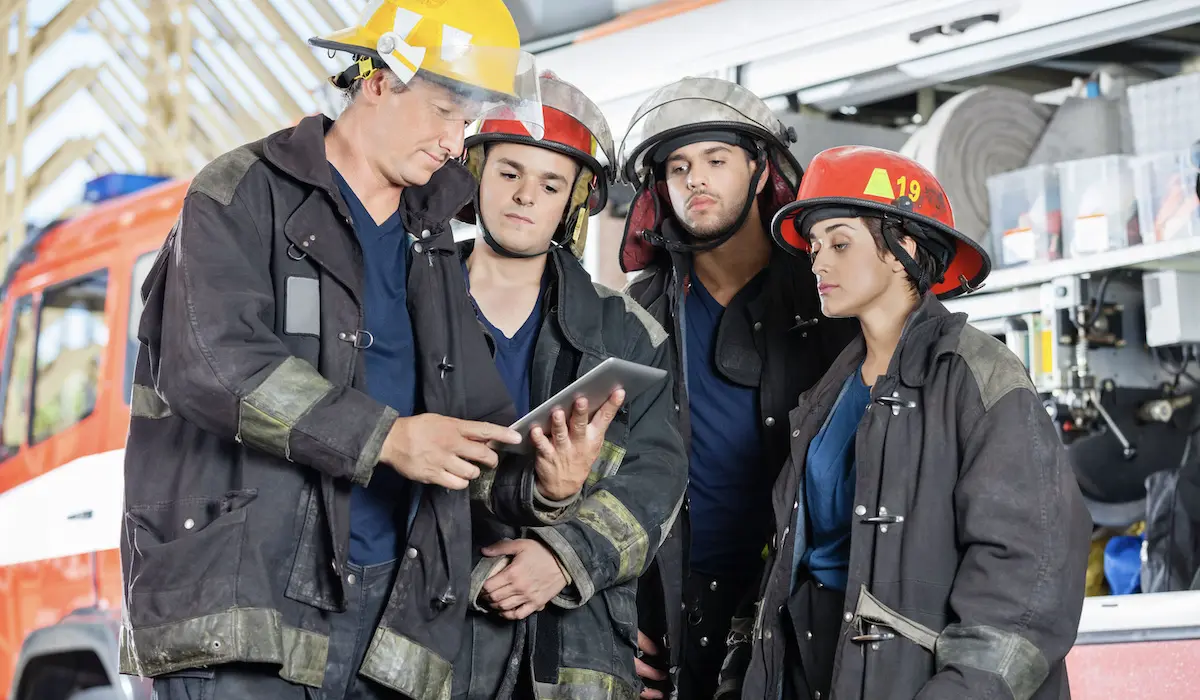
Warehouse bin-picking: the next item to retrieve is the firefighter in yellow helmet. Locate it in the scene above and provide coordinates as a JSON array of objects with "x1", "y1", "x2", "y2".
[
  {"x1": 120, "y1": 3, "x2": 594, "y2": 700},
  {"x1": 310, "y1": 0, "x2": 545, "y2": 188}
]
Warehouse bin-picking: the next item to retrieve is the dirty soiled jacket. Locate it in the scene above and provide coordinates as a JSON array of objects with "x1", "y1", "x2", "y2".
[
  {"x1": 119, "y1": 115, "x2": 549, "y2": 700},
  {"x1": 456, "y1": 245, "x2": 688, "y2": 700},
  {"x1": 625, "y1": 234, "x2": 857, "y2": 682},
  {"x1": 724, "y1": 294, "x2": 1092, "y2": 700}
]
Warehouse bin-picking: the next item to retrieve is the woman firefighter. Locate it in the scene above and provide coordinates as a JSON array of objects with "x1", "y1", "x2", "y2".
[{"x1": 719, "y1": 146, "x2": 1091, "y2": 700}]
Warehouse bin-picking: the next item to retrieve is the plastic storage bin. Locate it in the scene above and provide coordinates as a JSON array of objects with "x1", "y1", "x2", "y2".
[
  {"x1": 986, "y1": 164, "x2": 1061, "y2": 267},
  {"x1": 1131, "y1": 148, "x2": 1200, "y2": 244},
  {"x1": 1056, "y1": 155, "x2": 1140, "y2": 257},
  {"x1": 1128, "y1": 72, "x2": 1200, "y2": 155}
]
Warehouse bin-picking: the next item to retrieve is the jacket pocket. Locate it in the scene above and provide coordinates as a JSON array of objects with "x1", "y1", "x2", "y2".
[
  {"x1": 603, "y1": 582, "x2": 639, "y2": 649},
  {"x1": 602, "y1": 582, "x2": 641, "y2": 688},
  {"x1": 126, "y1": 489, "x2": 257, "y2": 626}
]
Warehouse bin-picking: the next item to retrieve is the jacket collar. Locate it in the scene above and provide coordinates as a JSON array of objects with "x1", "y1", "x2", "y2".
[
  {"x1": 812, "y1": 292, "x2": 966, "y2": 399},
  {"x1": 262, "y1": 114, "x2": 340, "y2": 194},
  {"x1": 457, "y1": 238, "x2": 606, "y2": 357},
  {"x1": 548, "y1": 247, "x2": 607, "y2": 357},
  {"x1": 397, "y1": 163, "x2": 477, "y2": 252},
  {"x1": 894, "y1": 293, "x2": 967, "y2": 388},
  {"x1": 262, "y1": 114, "x2": 476, "y2": 250},
  {"x1": 660, "y1": 218, "x2": 785, "y2": 317}
]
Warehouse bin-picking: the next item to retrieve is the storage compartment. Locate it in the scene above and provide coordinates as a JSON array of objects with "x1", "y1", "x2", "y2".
[
  {"x1": 1143, "y1": 270, "x2": 1200, "y2": 347},
  {"x1": 986, "y1": 165, "x2": 1062, "y2": 267},
  {"x1": 1057, "y1": 156, "x2": 1140, "y2": 257},
  {"x1": 1131, "y1": 149, "x2": 1200, "y2": 244},
  {"x1": 1127, "y1": 72, "x2": 1200, "y2": 155}
]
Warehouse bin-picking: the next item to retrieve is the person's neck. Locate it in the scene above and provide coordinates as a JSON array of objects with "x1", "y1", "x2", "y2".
[
  {"x1": 465, "y1": 236, "x2": 549, "y2": 336},
  {"x1": 858, "y1": 288, "x2": 922, "y2": 387},
  {"x1": 691, "y1": 216, "x2": 771, "y2": 307},
  {"x1": 325, "y1": 113, "x2": 403, "y2": 225}
]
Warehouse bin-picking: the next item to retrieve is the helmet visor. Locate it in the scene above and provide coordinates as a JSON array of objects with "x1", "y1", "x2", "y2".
[
  {"x1": 537, "y1": 75, "x2": 615, "y2": 170},
  {"x1": 419, "y1": 45, "x2": 544, "y2": 140}
]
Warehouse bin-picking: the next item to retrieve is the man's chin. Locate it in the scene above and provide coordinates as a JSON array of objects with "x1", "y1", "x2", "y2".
[
  {"x1": 403, "y1": 170, "x2": 434, "y2": 187},
  {"x1": 397, "y1": 161, "x2": 445, "y2": 188},
  {"x1": 678, "y1": 219, "x2": 728, "y2": 241},
  {"x1": 483, "y1": 228, "x2": 552, "y2": 256}
]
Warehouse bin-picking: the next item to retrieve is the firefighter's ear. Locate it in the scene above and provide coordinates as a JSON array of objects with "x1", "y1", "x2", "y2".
[{"x1": 755, "y1": 159, "x2": 770, "y2": 196}]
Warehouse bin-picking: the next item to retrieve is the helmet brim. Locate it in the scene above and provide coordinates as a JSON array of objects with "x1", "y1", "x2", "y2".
[{"x1": 772, "y1": 196, "x2": 991, "y2": 300}]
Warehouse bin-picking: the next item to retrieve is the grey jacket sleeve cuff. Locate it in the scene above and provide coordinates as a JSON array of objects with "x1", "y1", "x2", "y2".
[
  {"x1": 533, "y1": 526, "x2": 592, "y2": 608},
  {"x1": 523, "y1": 467, "x2": 581, "y2": 525},
  {"x1": 352, "y1": 406, "x2": 399, "y2": 486},
  {"x1": 533, "y1": 485, "x2": 580, "y2": 510}
]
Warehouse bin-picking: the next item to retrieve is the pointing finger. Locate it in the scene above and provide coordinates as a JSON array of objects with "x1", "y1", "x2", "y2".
[{"x1": 456, "y1": 418, "x2": 522, "y2": 445}]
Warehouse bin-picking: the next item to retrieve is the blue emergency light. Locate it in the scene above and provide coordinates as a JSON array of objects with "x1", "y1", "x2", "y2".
[{"x1": 84, "y1": 173, "x2": 171, "y2": 204}]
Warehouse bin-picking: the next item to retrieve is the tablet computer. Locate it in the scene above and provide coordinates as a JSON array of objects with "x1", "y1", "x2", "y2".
[{"x1": 500, "y1": 357, "x2": 668, "y2": 454}]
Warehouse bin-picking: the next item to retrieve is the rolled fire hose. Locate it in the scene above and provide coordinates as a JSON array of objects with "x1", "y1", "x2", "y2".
[{"x1": 901, "y1": 86, "x2": 1054, "y2": 244}]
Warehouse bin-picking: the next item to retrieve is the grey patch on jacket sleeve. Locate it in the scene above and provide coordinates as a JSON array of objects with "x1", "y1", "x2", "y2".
[
  {"x1": 285, "y1": 276, "x2": 321, "y2": 337},
  {"x1": 130, "y1": 384, "x2": 172, "y2": 419},
  {"x1": 593, "y1": 282, "x2": 668, "y2": 349},
  {"x1": 935, "y1": 624, "x2": 1049, "y2": 700},
  {"x1": 956, "y1": 325, "x2": 1036, "y2": 411},
  {"x1": 188, "y1": 146, "x2": 261, "y2": 206}
]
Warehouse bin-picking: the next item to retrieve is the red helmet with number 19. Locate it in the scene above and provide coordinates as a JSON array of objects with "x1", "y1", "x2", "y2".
[{"x1": 772, "y1": 145, "x2": 990, "y2": 300}]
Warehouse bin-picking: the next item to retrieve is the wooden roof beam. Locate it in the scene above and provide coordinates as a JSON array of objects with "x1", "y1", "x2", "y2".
[
  {"x1": 27, "y1": 137, "x2": 98, "y2": 203},
  {"x1": 0, "y1": 0, "x2": 101, "y2": 87},
  {"x1": 29, "y1": 66, "x2": 101, "y2": 135},
  {"x1": 249, "y1": 0, "x2": 330, "y2": 83},
  {"x1": 193, "y1": 0, "x2": 306, "y2": 122}
]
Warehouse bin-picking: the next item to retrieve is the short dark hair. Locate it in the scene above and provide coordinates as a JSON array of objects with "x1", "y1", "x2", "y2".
[
  {"x1": 344, "y1": 65, "x2": 407, "y2": 103},
  {"x1": 862, "y1": 216, "x2": 943, "y2": 291}
]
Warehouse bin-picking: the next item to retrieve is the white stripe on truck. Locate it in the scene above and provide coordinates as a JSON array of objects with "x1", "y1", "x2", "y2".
[{"x1": 0, "y1": 449, "x2": 124, "y2": 566}]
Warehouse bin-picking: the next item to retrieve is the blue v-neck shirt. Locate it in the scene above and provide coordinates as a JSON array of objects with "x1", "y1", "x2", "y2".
[
  {"x1": 685, "y1": 273, "x2": 769, "y2": 578},
  {"x1": 462, "y1": 259, "x2": 544, "y2": 418},
  {"x1": 331, "y1": 165, "x2": 417, "y2": 566},
  {"x1": 794, "y1": 368, "x2": 872, "y2": 591}
]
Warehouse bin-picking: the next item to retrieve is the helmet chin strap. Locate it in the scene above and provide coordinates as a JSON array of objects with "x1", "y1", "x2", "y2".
[
  {"x1": 877, "y1": 215, "x2": 951, "y2": 295},
  {"x1": 638, "y1": 153, "x2": 767, "y2": 254}
]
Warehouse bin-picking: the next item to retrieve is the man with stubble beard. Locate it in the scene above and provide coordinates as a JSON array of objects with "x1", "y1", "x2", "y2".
[{"x1": 615, "y1": 78, "x2": 858, "y2": 700}]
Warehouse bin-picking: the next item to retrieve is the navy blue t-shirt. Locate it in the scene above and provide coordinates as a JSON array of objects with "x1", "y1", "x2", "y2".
[
  {"x1": 685, "y1": 273, "x2": 769, "y2": 578},
  {"x1": 331, "y1": 165, "x2": 418, "y2": 566},
  {"x1": 793, "y1": 367, "x2": 871, "y2": 592},
  {"x1": 462, "y1": 260, "x2": 544, "y2": 417}
]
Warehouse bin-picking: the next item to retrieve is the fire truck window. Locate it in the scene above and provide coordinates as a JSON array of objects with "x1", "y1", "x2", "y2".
[
  {"x1": 31, "y1": 271, "x2": 110, "y2": 444},
  {"x1": 0, "y1": 296, "x2": 34, "y2": 458},
  {"x1": 125, "y1": 251, "x2": 156, "y2": 402}
]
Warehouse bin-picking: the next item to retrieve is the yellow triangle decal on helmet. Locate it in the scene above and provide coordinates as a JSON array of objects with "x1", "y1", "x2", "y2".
[{"x1": 863, "y1": 168, "x2": 895, "y2": 199}]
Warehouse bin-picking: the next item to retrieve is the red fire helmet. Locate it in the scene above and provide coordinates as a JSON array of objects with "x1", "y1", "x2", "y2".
[{"x1": 772, "y1": 145, "x2": 990, "y2": 299}]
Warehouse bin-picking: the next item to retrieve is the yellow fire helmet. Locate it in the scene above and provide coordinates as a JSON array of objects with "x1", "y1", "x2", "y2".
[{"x1": 309, "y1": 0, "x2": 545, "y2": 139}]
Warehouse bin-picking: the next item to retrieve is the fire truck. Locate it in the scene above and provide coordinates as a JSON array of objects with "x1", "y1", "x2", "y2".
[{"x1": 0, "y1": 175, "x2": 181, "y2": 700}]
